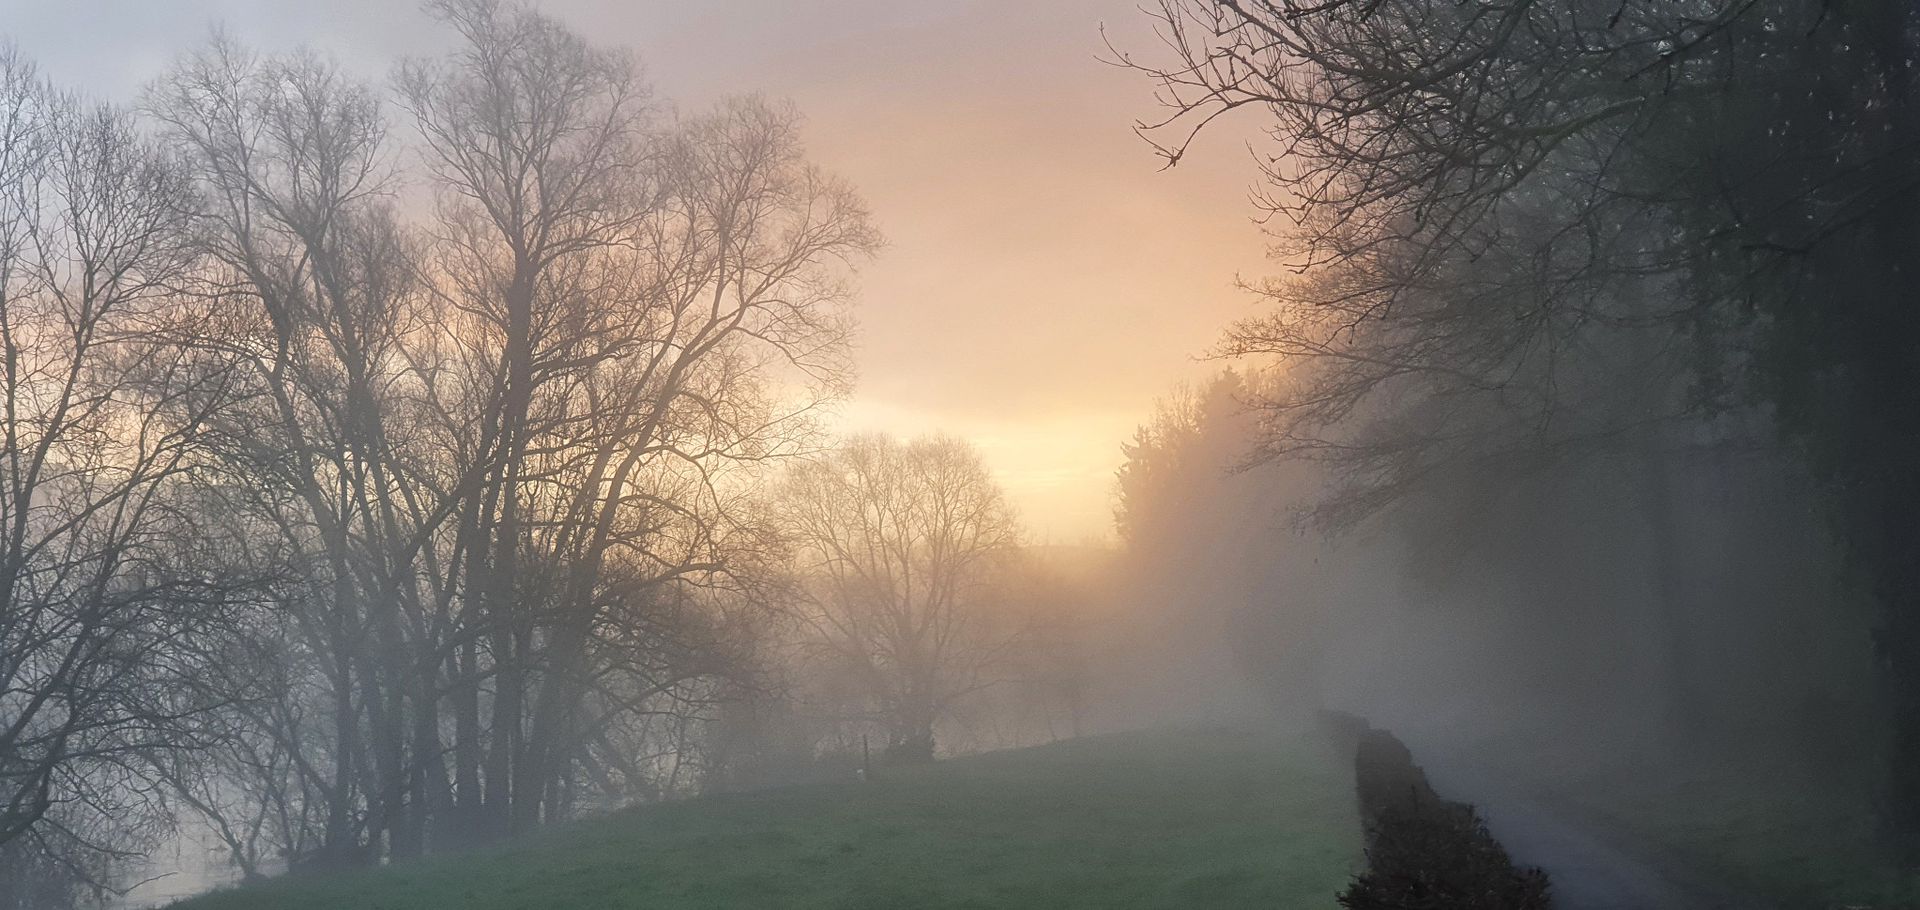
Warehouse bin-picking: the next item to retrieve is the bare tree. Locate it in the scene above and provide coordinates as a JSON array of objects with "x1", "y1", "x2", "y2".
[
  {"x1": 778, "y1": 435, "x2": 1020, "y2": 762},
  {"x1": 398, "y1": 0, "x2": 874, "y2": 834},
  {"x1": 145, "y1": 35, "x2": 442, "y2": 865},
  {"x1": 395, "y1": 0, "x2": 657, "y2": 839},
  {"x1": 0, "y1": 46, "x2": 241, "y2": 879},
  {"x1": 0, "y1": 0, "x2": 877, "y2": 885}
]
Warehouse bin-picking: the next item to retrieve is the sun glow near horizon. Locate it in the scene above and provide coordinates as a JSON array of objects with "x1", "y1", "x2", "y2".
[
  {"x1": 0, "y1": 0, "x2": 1273, "y2": 554},
  {"x1": 829, "y1": 397, "x2": 1146, "y2": 545}
]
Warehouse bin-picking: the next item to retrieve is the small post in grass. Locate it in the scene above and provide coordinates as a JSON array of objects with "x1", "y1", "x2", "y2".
[{"x1": 861, "y1": 734, "x2": 872, "y2": 782}]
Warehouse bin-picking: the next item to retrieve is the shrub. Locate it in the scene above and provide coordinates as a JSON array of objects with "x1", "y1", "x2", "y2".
[{"x1": 1338, "y1": 727, "x2": 1554, "y2": 910}]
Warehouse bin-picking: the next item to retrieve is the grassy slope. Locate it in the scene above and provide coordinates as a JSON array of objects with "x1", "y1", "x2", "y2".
[{"x1": 173, "y1": 728, "x2": 1361, "y2": 910}]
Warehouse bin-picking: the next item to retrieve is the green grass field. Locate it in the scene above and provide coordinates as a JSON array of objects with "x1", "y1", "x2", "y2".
[{"x1": 171, "y1": 728, "x2": 1361, "y2": 910}]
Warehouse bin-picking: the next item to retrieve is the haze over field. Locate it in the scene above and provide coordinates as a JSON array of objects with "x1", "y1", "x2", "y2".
[{"x1": 4, "y1": 2, "x2": 1920, "y2": 909}]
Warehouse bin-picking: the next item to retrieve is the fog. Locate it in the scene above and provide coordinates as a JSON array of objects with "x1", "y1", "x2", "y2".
[
  {"x1": 1086, "y1": 369, "x2": 1882, "y2": 906},
  {"x1": 0, "y1": 2, "x2": 1914, "y2": 909}
]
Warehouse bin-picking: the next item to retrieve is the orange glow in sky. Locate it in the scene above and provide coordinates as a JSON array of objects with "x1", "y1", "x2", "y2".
[{"x1": 1, "y1": 0, "x2": 1273, "y2": 542}]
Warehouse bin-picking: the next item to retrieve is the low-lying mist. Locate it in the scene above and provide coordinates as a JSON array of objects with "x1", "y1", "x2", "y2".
[{"x1": 1088, "y1": 370, "x2": 1878, "y2": 852}]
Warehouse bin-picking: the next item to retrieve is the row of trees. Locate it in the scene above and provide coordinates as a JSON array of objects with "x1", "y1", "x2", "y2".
[
  {"x1": 0, "y1": 3, "x2": 1056, "y2": 902},
  {"x1": 1123, "y1": 0, "x2": 1920, "y2": 851}
]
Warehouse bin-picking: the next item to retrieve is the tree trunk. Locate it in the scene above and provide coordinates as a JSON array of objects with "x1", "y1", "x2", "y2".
[{"x1": 484, "y1": 270, "x2": 536, "y2": 838}]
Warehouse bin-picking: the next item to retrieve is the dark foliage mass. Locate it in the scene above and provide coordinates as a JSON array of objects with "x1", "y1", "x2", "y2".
[
  {"x1": 1342, "y1": 727, "x2": 1552, "y2": 910},
  {"x1": 1122, "y1": 0, "x2": 1920, "y2": 868}
]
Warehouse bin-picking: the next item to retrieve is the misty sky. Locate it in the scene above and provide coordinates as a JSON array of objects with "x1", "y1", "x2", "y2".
[{"x1": 0, "y1": 0, "x2": 1270, "y2": 542}]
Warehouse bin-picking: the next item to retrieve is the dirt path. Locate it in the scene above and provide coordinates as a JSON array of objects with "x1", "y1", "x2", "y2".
[{"x1": 1413, "y1": 751, "x2": 1767, "y2": 910}]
